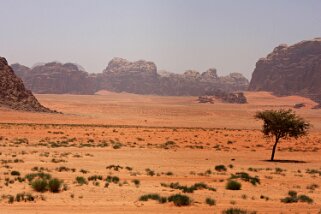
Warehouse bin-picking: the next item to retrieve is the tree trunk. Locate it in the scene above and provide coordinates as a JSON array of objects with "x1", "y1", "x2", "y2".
[{"x1": 271, "y1": 137, "x2": 279, "y2": 161}]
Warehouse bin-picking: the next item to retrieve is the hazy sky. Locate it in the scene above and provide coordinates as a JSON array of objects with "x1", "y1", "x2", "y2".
[{"x1": 1, "y1": 0, "x2": 321, "y2": 78}]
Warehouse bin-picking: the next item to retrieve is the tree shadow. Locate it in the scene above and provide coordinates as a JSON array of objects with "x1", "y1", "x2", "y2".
[{"x1": 261, "y1": 160, "x2": 307, "y2": 163}]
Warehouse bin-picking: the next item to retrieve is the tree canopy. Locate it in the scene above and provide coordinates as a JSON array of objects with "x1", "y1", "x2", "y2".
[{"x1": 255, "y1": 109, "x2": 310, "y2": 161}]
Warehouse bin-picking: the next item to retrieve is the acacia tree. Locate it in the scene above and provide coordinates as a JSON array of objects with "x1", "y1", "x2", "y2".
[{"x1": 255, "y1": 109, "x2": 310, "y2": 161}]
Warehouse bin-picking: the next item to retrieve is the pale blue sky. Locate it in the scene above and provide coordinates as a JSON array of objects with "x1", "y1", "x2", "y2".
[{"x1": 1, "y1": 0, "x2": 321, "y2": 78}]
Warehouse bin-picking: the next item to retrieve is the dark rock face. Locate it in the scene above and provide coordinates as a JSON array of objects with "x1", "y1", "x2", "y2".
[
  {"x1": 0, "y1": 57, "x2": 54, "y2": 112},
  {"x1": 13, "y1": 62, "x2": 98, "y2": 94},
  {"x1": 12, "y1": 57, "x2": 249, "y2": 97},
  {"x1": 157, "y1": 70, "x2": 248, "y2": 96},
  {"x1": 98, "y1": 58, "x2": 160, "y2": 94},
  {"x1": 249, "y1": 38, "x2": 321, "y2": 105}
]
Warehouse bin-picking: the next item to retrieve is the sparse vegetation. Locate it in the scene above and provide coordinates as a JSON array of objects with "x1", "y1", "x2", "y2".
[
  {"x1": 226, "y1": 180, "x2": 242, "y2": 190},
  {"x1": 205, "y1": 197, "x2": 216, "y2": 206},
  {"x1": 215, "y1": 165, "x2": 227, "y2": 172},
  {"x1": 32, "y1": 179, "x2": 48, "y2": 192},
  {"x1": 230, "y1": 172, "x2": 260, "y2": 186},
  {"x1": 168, "y1": 194, "x2": 191, "y2": 206},
  {"x1": 281, "y1": 191, "x2": 313, "y2": 204}
]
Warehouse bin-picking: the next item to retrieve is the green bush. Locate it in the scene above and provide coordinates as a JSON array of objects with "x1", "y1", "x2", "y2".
[
  {"x1": 226, "y1": 180, "x2": 241, "y2": 190},
  {"x1": 205, "y1": 197, "x2": 216, "y2": 206},
  {"x1": 230, "y1": 172, "x2": 260, "y2": 186},
  {"x1": 168, "y1": 194, "x2": 191, "y2": 206},
  {"x1": 215, "y1": 165, "x2": 227, "y2": 172},
  {"x1": 281, "y1": 191, "x2": 313, "y2": 204},
  {"x1": 76, "y1": 176, "x2": 88, "y2": 185},
  {"x1": 222, "y1": 208, "x2": 257, "y2": 214},
  {"x1": 139, "y1": 194, "x2": 161, "y2": 202},
  {"x1": 32, "y1": 179, "x2": 48, "y2": 192},
  {"x1": 11, "y1": 171, "x2": 21, "y2": 176},
  {"x1": 298, "y1": 195, "x2": 313, "y2": 204},
  {"x1": 48, "y1": 178, "x2": 62, "y2": 193}
]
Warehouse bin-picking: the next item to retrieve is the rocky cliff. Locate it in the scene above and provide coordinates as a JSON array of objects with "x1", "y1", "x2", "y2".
[
  {"x1": 249, "y1": 38, "x2": 321, "y2": 106},
  {"x1": 12, "y1": 57, "x2": 249, "y2": 97},
  {"x1": 12, "y1": 62, "x2": 98, "y2": 94},
  {"x1": 0, "y1": 57, "x2": 54, "y2": 112}
]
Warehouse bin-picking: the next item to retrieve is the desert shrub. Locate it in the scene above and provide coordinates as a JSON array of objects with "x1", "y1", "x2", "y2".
[
  {"x1": 32, "y1": 179, "x2": 48, "y2": 192},
  {"x1": 15, "y1": 192, "x2": 35, "y2": 202},
  {"x1": 11, "y1": 170, "x2": 21, "y2": 176},
  {"x1": 48, "y1": 178, "x2": 62, "y2": 193},
  {"x1": 215, "y1": 165, "x2": 227, "y2": 172},
  {"x1": 25, "y1": 172, "x2": 52, "y2": 182},
  {"x1": 106, "y1": 165, "x2": 123, "y2": 171},
  {"x1": 139, "y1": 194, "x2": 161, "y2": 202},
  {"x1": 168, "y1": 194, "x2": 191, "y2": 206},
  {"x1": 87, "y1": 175, "x2": 103, "y2": 181},
  {"x1": 226, "y1": 180, "x2": 241, "y2": 190},
  {"x1": 205, "y1": 197, "x2": 216, "y2": 206},
  {"x1": 8, "y1": 195, "x2": 14, "y2": 204},
  {"x1": 281, "y1": 191, "x2": 313, "y2": 204},
  {"x1": 222, "y1": 208, "x2": 257, "y2": 214},
  {"x1": 161, "y1": 182, "x2": 216, "y2": 193},
  {"x1": 106, "y1": 176, "x2": 120, "y2": 184},
  {"x1": 145, "y1": 168, "x2": 155, "y2": 176},
  {"x1": 132, "y1": 179, "x2": 140, "y2": 187},
  {"x1": 298, "y1": 195, "x2": 313, "y2": 204},
  {"x1": 230, "y1": 172, "x2": 260, "y2": 186},
  {"x1": 306, "y1": 184, "x2": 319, "y2": 191},
  {"x1": 76, "y1": 176, "x2": 87, "y2": 185}
]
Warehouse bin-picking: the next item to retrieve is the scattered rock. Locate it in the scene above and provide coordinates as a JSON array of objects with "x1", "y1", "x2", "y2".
[{"x1": 197, "y1": 96, "x2": 215, "y2": 104}]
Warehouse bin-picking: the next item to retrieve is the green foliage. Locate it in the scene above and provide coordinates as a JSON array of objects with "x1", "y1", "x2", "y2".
[
  {"x1": 168, "y1": 194, "x2": 191, "y2": 206},
  {"x1": 32, "y1": 179, "x2": 48, "y2": 192},
  {"x1": 255, "y1": 109, "x2": 310, "y2": 139},
  {"x1": 226, "y1": 180, "x2": 241, "y2": 190},
  {"x1": 230, "y1": 172, "x2": 260, "y2": 186},
  {"x1": 76, "y1": 176, "x2": 88, "y2": 185},
  {"x1": 131, "y1": 179, "x2": 140, "y2": 187},
  {"x1": 48, "y1": 178, "x2": 62, "y2": 193},
  {"x1": 205, "y1": 197, "x2": 216, "y2": 206},
  {"x1": 139, "y1": 194, "x2": 161, "y2": 202},
  {"x1": 215, "y1": 165, "x2": 227, "y2": 172},
  {"x1": 222, "y1": 208, "x2": 257, "y2": 214},
  {"x1": 11, "y1": 170, "x2": 21, "y2": 176},
  {"x1": 255, "y1": 109, "x2": 310, "y2": 160},
  {"x1": 281, "y1": 191, "x2": 313, "y2": 204},
  {"x1": 161, "y1": 182, "x2": 216, "y2": 193}
]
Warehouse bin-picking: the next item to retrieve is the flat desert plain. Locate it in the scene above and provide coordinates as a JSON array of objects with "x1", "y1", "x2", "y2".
[{"x1": 0, "y1": 92, "x2": 320, "y2": 213}]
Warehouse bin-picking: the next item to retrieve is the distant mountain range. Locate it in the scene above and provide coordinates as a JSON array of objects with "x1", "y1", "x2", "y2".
[
  {"x1": 1, "y1": 37, "x2": 320, "y2": 112},
  {"x1": 11, "y1": 57, "x2": 249, "y2": 96}
]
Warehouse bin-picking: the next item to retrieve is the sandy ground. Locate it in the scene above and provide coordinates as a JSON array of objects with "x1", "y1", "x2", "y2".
[{"x1": 0, "y1": 92, "x2": 320, "y2": 213}]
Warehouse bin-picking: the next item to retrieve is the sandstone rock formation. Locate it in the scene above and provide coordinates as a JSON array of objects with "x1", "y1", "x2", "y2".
[
  {"x1": 97, "y1": 58, "x2": 159, "y2": 94},
  {"x1": 12, "y1": 57, "x2": 249, "y2": 98},
  {"x1": 249, "y1": 38, "x2": 321, "y2": 106},
  {"x1": 0, "y1": 57, "x2": 54, "y2": 112},
  {"x1": 12, "y1": 62, "x2": 98, "y2": 94}
]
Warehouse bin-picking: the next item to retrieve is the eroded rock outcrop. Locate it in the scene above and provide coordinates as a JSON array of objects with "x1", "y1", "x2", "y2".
[
  {"x1": 13, "y1": 62, "x2": 98, "y2": 94},
  {"x1": 13, "y1": 57, "x2": 249, "y2": 97},
  {"x1": 0, "y1": 57, "x2": 54, "y2": 112},
  {"x1": 249, "y1": 38, "x2": 321, "y2": 106},
  {"x1": 97, "y1": 58, "x2": 159, "y2": 94}
]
